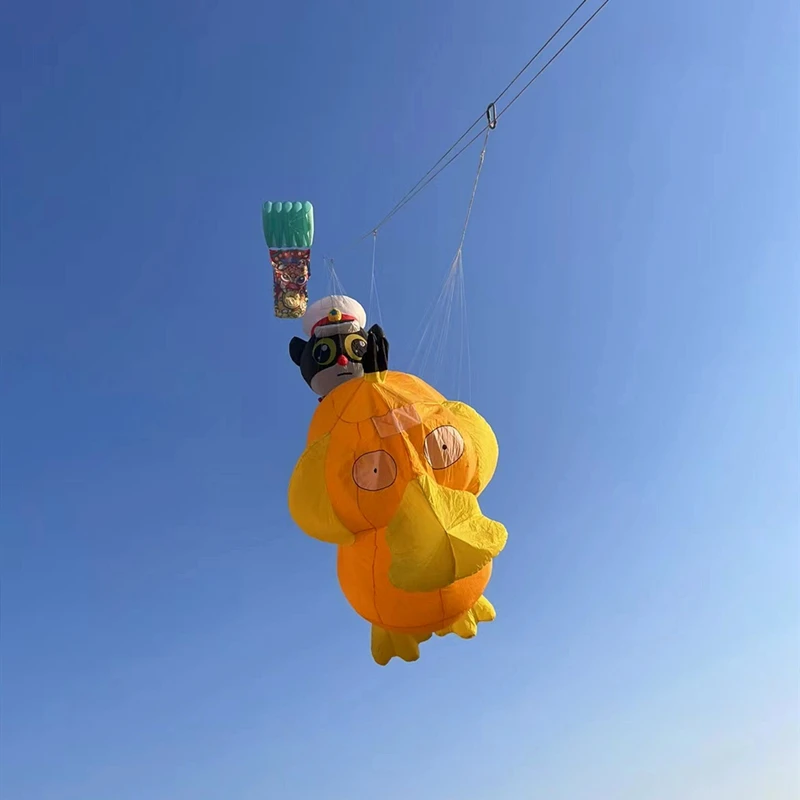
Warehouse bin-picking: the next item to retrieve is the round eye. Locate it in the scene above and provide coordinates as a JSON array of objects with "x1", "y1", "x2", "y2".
[
  {"x1": 296, "y1": 275, "x2": 307, "y2": 285},
  {"x1": 344, "y1": 334, "x2": 368, "y2": 362},
  {"x1": 312, "y1": 338, "x2": 336, "y2": 366},
  {"x1": 352, "y1": 450, "x2": 397, "y2": 491},
  {"x1": 424, "y1": 426, "x2": 465, "y2": 469}
]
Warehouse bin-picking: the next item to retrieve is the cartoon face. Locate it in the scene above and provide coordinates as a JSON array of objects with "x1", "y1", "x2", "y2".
[
  {"x1": 290, "y1": 295, "x2": 389, "y2": 396},
  {"x1": 297, "y1": 330, "x2": 368, "y2": 396},
  {"x1": 309, "y1": 374, "x2": 495, "y2": 531},
  {"x1": 277, "y1": 262, "x2": 308, "y2": 291}
]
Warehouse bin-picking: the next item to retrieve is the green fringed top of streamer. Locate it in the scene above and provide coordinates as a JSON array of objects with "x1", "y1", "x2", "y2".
[{"x1": 262, "y1": 201, "x2": 315, "y2": 249}]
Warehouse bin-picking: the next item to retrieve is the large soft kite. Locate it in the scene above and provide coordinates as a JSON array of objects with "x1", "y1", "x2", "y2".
[{"x1": 287, "y1": 295, "x2": 507, "y2": 665}]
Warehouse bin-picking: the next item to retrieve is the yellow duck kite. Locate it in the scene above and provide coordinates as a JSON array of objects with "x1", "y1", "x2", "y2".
[{"x1": 287, "y1": 295, "x2": 507, "y2": 665}]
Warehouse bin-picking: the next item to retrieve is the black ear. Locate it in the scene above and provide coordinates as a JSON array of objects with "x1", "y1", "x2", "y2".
[
  {"x1": 364, "y1": 324, "x2": 389, "y2": 373},
  {"x1": 289, "y1": 337, "x2": 307, "y2": 367}
]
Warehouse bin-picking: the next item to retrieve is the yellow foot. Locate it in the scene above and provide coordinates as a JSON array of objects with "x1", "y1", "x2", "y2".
[
  {"x1": 371, "y1": 626, "x2": 432, "y2": 666},
  {"x1": 436, "y1": 595, "x2": 496, "y2": 639}
]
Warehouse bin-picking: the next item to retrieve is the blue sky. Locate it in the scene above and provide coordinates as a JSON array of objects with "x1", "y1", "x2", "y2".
[{"x1": 2, "y1": 0, "x2": 798, "y2": 797}]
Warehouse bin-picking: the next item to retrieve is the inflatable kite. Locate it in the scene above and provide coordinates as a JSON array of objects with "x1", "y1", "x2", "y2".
[
  {"x1": 288, "y1": 296, "x2": 506, "y2": 665},
  {"x1": 263, "y1": 201, "x2": 314, "y2": 319}
]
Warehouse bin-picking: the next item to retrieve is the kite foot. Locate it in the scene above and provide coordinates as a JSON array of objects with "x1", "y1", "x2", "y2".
[
  {"x1": 436, "y1": 595, "x2": 496, "y2": 639},
  {"x1": 370, "y1": 626, "x2": 432, "y2": 666}
]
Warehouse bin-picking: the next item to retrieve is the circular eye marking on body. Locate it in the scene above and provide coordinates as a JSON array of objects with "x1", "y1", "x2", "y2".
[
  {"x1": 344, "y1": 333, "x2": 368, "y2": 362},
  {"x1": 424, "y1": 426, "x2": 465, "y2": 469},
  {"x1": 353, "y1": 450, "x2": 397, "y2": 491},
  {"x1": 312, "y1": 338, "x2": 336, "y2": 366}
]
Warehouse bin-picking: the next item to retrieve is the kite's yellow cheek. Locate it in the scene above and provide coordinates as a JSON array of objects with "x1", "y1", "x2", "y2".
[
  {"x1": 287, "y1": 434, "x2": 354, "y2": 546},
  {"x1": 439, "y1": 401, "x2": 499, "y2": 496},
  {"x1": 325, "y1": 427, "x2": 413, "y2": 533}
]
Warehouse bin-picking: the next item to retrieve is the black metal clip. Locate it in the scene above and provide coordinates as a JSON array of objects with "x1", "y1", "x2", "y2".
[{"x1": 486, "y1": 102, "x2": 497, "y2": 130}]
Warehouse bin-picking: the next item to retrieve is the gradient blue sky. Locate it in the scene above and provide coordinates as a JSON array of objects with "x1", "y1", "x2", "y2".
[{"x1": 2, "y1": 1, "x2": 798, "y2": 798}]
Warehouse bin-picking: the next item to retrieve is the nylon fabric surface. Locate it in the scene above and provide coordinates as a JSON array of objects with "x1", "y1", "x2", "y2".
[{"x1": 287, "y1": 370, "x2": 507, "y2": 664}]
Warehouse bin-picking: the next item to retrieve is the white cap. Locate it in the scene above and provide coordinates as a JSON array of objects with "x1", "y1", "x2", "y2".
[{"x1": 302, "y1": 295, "x2": 367, "y2": 338}]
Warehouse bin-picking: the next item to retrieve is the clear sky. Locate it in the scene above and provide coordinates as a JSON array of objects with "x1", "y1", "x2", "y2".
[{"x1": 2, "y1": 0, "x2": 798, "y2": 798}]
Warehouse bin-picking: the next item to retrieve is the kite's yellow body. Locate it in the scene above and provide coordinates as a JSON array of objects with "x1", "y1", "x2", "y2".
[{"x1": 288, "y1": 370, "x2": 506, "y2": 665}]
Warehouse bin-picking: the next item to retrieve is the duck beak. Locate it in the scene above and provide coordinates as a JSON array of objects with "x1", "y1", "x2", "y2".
[{"x1": 386, "y1": 474, "x2": 507, "y2": 593}]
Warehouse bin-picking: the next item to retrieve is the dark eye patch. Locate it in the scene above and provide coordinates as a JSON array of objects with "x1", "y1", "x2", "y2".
[{"x1": 312, "y1": 338, "x2": 336, "y2": 366}]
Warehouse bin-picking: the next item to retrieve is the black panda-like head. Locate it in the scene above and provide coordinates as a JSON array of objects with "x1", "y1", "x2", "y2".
[
  {"x1": 289, "y1": 295, "x2": 390, "y2": 398},
  {"x1": 289, "y1": 325, "x2": 369, "y2": 397}
]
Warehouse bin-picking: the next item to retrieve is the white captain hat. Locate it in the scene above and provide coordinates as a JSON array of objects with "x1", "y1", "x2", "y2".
[{"x1": 302, "y1": 295, "x2": 367, "y2": 339}]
